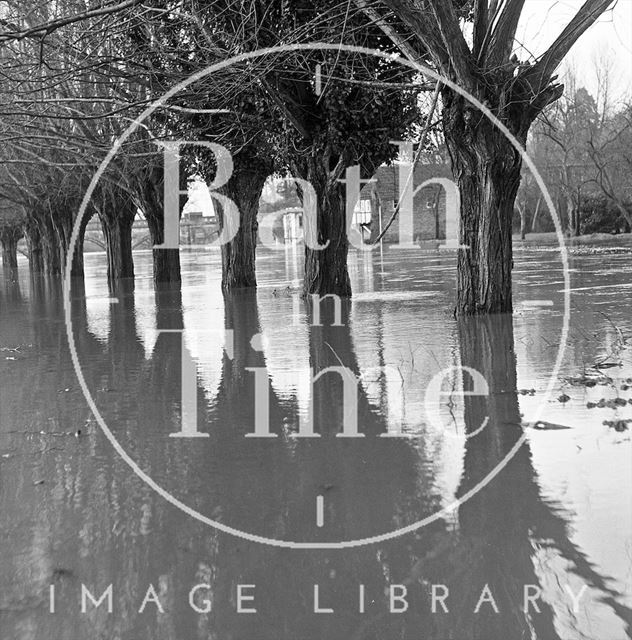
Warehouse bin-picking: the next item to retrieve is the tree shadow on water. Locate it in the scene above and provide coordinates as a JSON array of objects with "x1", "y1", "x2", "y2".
[{"x1": 387, "y1": 313, "x2": 632, "y2": 640}]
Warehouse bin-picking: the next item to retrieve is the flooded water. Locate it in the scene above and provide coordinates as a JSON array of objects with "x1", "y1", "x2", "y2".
[{"x1": 0, "y1": 246, "x2": 631, "y2": 640}]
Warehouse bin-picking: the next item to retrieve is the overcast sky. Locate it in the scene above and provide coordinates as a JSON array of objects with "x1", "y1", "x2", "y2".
[{"x1": 517, "y1": 0, "x2": 632, "y2": 102}]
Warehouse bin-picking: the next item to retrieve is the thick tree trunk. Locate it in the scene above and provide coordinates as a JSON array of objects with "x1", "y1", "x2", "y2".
[
  {"x1": 101, "y1": 214, "x2": 134, "y2": 282},
  {"x1": 218, "y1": 157, "x2": 270, "y2": 291},
  {"x1": 69, "y1": 215, "x2": 88, "y2": 278},
  {"x1": 97, "y1": 193, "x2": 136, "y2": 283},
  {"x1": 443, "y1": 90, "x2": 530, "y2": 315},
  {"x1": 141, "y1": 167, "x2": 181, "y2": 285},
  {"x1": 455, "y1": 162, "x2": 519, "y2": 314},
  {"x1": 50, "y1": 207, "x2": 89, "y2": 278},
  {"x1": 145, "y1": 212, "x2": 181, "y2": 284},
  {"x1": 25, "y1": 221, "x2": 44, "y2": 274},
  {"x1": 26, "y1": 206, "x2": 89, "y2": 279},
  {"x1": 40, "y1": 215, "x2": 62, "y2": 275},
  {"x1": 443, "y1": 92, "x2": 524, "y2": 315},
  {"x1": 299, "y1": 156, "x2": 351, "y2": 297},
  {"x1": 438, "y1": 67, "x2": 562, "y2": 315},
  {"x1": 1, "y1": 227, "x2": 21, "y2": 280}
]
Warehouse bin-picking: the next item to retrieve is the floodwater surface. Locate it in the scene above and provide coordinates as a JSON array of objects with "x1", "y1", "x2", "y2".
[{"x1": 0, "y1": 246, "x2": 631, "y2": 640}]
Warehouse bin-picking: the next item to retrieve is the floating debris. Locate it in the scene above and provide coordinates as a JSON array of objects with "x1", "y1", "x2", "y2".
[
  {"x1": 557, "y1": 394, "x2": 571, "y2": 403},
  {"x1": 526, "y1": 421, "x2": 572, "y2": 431},
  {"x1": 594, "y1": 361, "x2": 621, "y2": 370},
  {"x1": 565, "y1": 374, "x2": 612, "y2": 387},
  {"x1": 588, "y1": 397, "x2": 630, "y2": 409},
  {"x1": 602, "y1": 419, "x2": 631, "y2": 433},
  {"x1": 52, "y1": 568, "x2": 74, "y2": 581}
]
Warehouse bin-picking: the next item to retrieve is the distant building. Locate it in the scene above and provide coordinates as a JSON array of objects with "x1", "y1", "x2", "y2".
[
  {"x1": 360, "y1": 163, "x2": 455, "y2": 244},
  {"x1": 257, "y1": 164, "x2": 455, "y2": 246},
  {"x1": 180, "y1": 210, "x2": 219, "y2": 245},
  {"x1": 258, "y1": 178, "x2": 303, "y2": 244}
]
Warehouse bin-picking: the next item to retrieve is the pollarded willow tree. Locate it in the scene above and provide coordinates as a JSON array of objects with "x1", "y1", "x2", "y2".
[
  {"x1": 358, "y1": 0, "x2": 615, "y2": 314},
  {"x1": 129, "y1": 0, "x2": 422, "y2": 295},
  {"x1": 268, "y1": 44, "x2": 421, "y2": 297},
  {"x1": 125, "y1": 2, "x2": 279, "y2": 290},
  {"x1": 233, "y1": 1, "x2": 422, "y2": 297}
]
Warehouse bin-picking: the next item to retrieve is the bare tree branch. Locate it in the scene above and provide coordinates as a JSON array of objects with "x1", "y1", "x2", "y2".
[
  {"x1": 526, "y1": 0, "x2": 616, "y2": 89},
  {"x1": 472, "y1": 0, "x2": 489, "y2": 59},
  {"x1": 426, "y1": 0, "x2": 475, "y2": 88},
  {"x1": 485, "y1": 0, "x2": 525, "y2": 66},
  {"x1": 0, "y1": 0, "x2": 145, "y2": 44},
  {"x1": 352, "y1": 0, "x2": 427, "y2": 67},
  {"x1": 373, "y1": 0, "x2": 452, "y2": 74}
]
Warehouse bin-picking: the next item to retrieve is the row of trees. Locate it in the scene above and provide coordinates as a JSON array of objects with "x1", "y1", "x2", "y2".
[
  {"x1": 0, "y1": 0, "x2": 617, "y2": 313},
  {"x1": 0, "y1": 0, "x2": 421, "y2": 291}
]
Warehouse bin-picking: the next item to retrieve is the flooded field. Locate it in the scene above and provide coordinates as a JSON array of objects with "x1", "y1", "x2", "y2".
[{"x1": 0, "y1": 246, "x2": 631, "y2": 640}]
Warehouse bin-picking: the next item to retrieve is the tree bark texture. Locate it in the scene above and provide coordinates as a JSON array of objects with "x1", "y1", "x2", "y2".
[
  {"x1": 218, "y1": 155, "x2": 271, "y2": 292},
  {"x1": 141, "y1": 166, "x2": 181, "y2": 285},
  {"x1": 1, "y1": 226, "x2": 21, "y2": 279},
  {"x1": 97, "y1": 190, "x2": 136, "y2": 283},
  {"x1": 298, "y1": 154, "x2": 351, "y2": 298},
  {"x1": 443, "y1": 89, "x2": 527, "y2": 315},
  {"x1": 25, "y1": 220, "x2": 44, "y2": 274},
  {"x1": 68, "y1": 213, "x2": 89, "y2": 278}
]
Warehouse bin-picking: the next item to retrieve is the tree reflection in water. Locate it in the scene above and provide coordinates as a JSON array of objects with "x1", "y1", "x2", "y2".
[{"x1": 0, "y1": 282, "x2": 629, "y2": 640}]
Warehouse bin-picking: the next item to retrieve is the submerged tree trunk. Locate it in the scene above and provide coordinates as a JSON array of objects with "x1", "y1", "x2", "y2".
[
  {"x1": 101, "y1": 214, "x2": 135, "y2": 282},
  {"x1": 218, "y1": 155, "x2": 271, "y2": 291},
  {"x1": 443, "y1": 90, "x2": 524, "y2": 315},
  {"x1": 49, "y1": 205, "x2": 90, "y2": 278},
  {"x1": 1, "y1": 226, "x2": 21, "y2": 280},
  {"x1": 364, "y1": 0, "x2": 608, "y2": 318},
  {"x1": 25, "y1": 220, "x2": 44, "y2": 274},
  {"x1": 146, "y1": 213, "x2": 181, "y2": 284},
  {"x1": 96, "y1": 190, "x2": 136, "y2": 283},
  {"x1": 141, "y1": 166, "x2": 181, "y2": 285},
  {"x1": 40, "y1": 214, "x2": 62, "y2": 275},
  {"x1": 297, "y1": 155, "x2": 351, "y2": 298},
  {"x1": 69, "y1": 214, "x2": 89, "y2": 278}
]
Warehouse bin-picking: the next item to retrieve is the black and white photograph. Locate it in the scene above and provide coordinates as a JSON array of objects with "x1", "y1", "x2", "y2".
[{"x1": 0, "y1": 1, "x2": 631, "y2": 638}]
